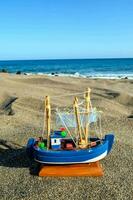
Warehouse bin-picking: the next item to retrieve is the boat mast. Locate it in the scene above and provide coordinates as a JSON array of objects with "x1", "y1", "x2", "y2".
[
  {"x1": 45, "y1": 96, "x2": 51, "y2": 150},
  {"x1": 74, "y1": 97, "x2": 83, "y2": 147},
  {"x1": 84, "y1": 88, "x2": 91, "y2": 145}
]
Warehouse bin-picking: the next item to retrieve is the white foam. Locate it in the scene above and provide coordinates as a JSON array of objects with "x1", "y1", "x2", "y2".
[
  {"x1": 16, "y1": 72, "x2": 133, "y2": 80},
  {"x1": 47, "y1": 72, "x2": 133, "y2": 80}
]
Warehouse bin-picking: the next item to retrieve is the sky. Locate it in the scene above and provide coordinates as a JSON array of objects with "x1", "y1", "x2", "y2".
[{"x1": 0, "y1": 0, "x2": 133, "y2": 60}]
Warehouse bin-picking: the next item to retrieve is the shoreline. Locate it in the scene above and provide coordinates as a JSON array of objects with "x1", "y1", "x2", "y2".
[{"x1": 0, "y1": 71, "x2": 133, "y2": 80}]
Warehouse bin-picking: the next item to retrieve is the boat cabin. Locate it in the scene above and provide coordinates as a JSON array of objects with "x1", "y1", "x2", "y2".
[
  {"x1": 50, "y1": 133, "x2": 62, "y2": 150},
  {"x1": 50, "y1": 131, "x2": 76, "y2": 150}
]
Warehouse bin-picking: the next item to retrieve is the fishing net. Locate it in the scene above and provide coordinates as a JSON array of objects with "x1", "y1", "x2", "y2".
[{"x1": 56, "y1": 108, "x2": 100, "y2": 128}]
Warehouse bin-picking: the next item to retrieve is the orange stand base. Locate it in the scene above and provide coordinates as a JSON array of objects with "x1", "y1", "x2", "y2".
[{"x1": 39, "y1": 161, "x2": 104, "y2": 177}]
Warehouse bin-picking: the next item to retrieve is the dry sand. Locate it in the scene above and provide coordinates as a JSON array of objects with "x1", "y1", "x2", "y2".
[{"x1": 0, "y1": 73, "x2": 133, "y2": 200}]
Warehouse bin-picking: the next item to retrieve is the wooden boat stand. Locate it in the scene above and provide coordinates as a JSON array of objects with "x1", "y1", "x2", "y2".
[{"x1": 39, "y1": 161, "x2": 104, "y2": 177}]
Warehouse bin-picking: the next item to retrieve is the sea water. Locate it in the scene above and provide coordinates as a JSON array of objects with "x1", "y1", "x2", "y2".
[{"x1": 0, "y1": 58, "x2": 133, "y2": 79}]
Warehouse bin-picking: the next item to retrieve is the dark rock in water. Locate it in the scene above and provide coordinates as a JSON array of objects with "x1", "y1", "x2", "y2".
[
  {"x1": 51, "y1": 72, "x2": 58, "y2": 76},
  {"x1": 16, "y1": 71, "x2": 21, "y2": 75},
  {"x1": 124, "y1": 77, "x2": 128, "y2": 79},
  {"x1": 24, "y1": 73, "x2": 27, "y2": 75},
  {"x1": 0, "y1": 95, "x2": 18, "y2": 115},
  {"x1": 0, "y1": 69, "x2": 8, "y2": 73}
]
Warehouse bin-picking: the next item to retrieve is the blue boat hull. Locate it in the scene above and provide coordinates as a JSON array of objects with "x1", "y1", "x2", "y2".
[{"x1": 27, "y1": 134, "x2": 114, "y2": 164}]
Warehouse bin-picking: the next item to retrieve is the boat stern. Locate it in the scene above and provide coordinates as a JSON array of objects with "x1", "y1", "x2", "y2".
[{"x1": 104, "y1": 134, "x2": 115, "y2": 154}]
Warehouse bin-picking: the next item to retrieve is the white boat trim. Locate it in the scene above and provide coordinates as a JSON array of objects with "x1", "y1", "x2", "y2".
[{"x1": 35, "y1": 150, "x2": 108, "y2": 164}]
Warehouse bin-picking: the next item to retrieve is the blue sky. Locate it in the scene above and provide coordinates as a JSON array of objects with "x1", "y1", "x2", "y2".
[{"x1": 0, "y1": 0, "x2": 133, "y2": 60}]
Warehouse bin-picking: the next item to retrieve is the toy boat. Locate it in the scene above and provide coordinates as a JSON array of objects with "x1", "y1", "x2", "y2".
[{"x1": 27, "y1": 88, "x2": 114, "y2": 165}]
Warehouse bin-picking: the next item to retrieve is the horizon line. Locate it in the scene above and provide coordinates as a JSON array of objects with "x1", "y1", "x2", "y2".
[{"x1": 0, "y1": 57, "x2": 133, "y2": 62}]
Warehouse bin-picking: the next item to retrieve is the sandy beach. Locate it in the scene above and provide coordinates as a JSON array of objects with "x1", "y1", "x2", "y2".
[{"x1": 0, "y1": 73, "x2": 133, "y2": 200}]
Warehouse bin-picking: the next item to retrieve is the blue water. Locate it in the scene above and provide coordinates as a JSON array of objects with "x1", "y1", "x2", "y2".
[{"x1": 0, "y1": 58, "x2": 133, "y2": 79}]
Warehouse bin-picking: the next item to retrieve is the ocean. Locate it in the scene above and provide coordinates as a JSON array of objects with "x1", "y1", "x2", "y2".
[{"x1": 0, "y1": 58, "x2": 133, "y2": 79}]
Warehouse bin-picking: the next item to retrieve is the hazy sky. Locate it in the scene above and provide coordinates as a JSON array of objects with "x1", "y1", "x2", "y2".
[{"x1": 0, "y1": 0, "x2": 133, "y2": 60}]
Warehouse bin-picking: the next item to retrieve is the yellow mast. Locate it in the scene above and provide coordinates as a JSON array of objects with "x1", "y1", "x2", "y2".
[
  {"x1": 45, "y1": 96, "x2": 51, "y2": 150},
  {"x1": 84, "y1": 88, "x2": 91, "y2": 145},
  {"x1": 74, "y1": 97, "x2": 84, "y2": 147}
]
